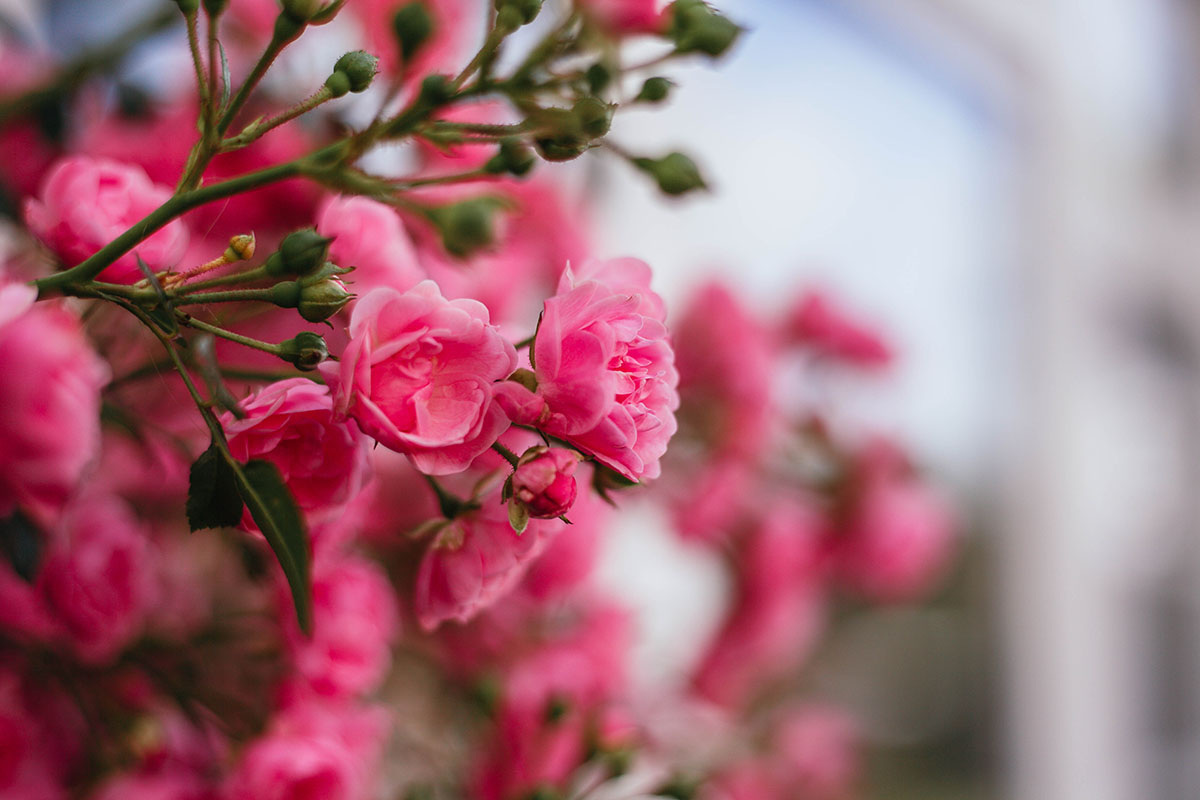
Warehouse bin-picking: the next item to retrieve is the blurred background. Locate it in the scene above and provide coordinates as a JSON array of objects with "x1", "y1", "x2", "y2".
[{"x1": 6, "y1": 0, "x2": 1200, "y2": 798}]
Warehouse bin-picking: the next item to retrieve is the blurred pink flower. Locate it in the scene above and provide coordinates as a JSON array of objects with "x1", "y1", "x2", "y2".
[
  {"x1": 0, "y1": 282, "x2": 108, "y2": 520},
  {"x1": 0, "y1": 666, "x2": 74, "y2": 800},
  {"x1": 37, "y1": 493, "x2": 154, "y2": 664},
  {"x1": 89, "y1": 769, "x2": 212, "y2": 800},
  {"x1": 772, "y1": 705, "x2": 859, "y2": 800},
  {"x1": 580, "y1": 0, "x2": 667, "y2": 34},
  {"x1": 222, "y1": 379, "x2": 371, "y2": 532},
  {"x1": 317, "y1": 195, "x2": 424, "y2": 298},
  {"x1": 323, "y1": 282, "x2": 517, "y2": 475},
  {"x1": 355, "y1": 0, "x2": 476, "y2": 82},
  {"x1": 785, "y1": 288, "x2": 893, "y2": 369},
  {"x1": 24, "y1": 156, "x2": 188, "y2": 283},
  {"x1": 224, "y1": 700, "x2": 389, "y2": 800},
  {"x1": 415, "y1": 496, "x2": 560, "y2": 631},
  {"x1": 497, "y1": 258, "x2": 679, "y2": 480},
  {"x1": 282, "y1": 554, "x2": 399, "y2": 700}
]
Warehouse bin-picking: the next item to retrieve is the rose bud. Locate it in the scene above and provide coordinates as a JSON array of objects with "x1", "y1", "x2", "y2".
[
  {"x1": 265, "y1": 228, "x2": 334, "y2": 278},
  {"x1": 512, "y1": 447, "x2": 580, "y2": 519},
  {"x1": 298, "y1": 276, "x2": 353, "y2": 322}
]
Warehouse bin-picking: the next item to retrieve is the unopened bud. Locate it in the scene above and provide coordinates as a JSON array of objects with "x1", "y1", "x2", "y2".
[
  {"x1": 573, "y1": 96, "x2": 613, "y2": 138},
  {"x1": 393, "y1": 2, "x2": 435, "y2": 62},
  {"x1": 484, "y1": 138, "x2": 535, "y2": 177},
  {"x1": 418, "y1": 74, "x2": 454, "y2": 108},
  {"x1": 428, "y1": 197, "x2": 503, "y2": 258},
  {"x1": 632, "y1": 152, "x2": 707, "y2": 196},
  {"x1": 281, "y1": 0, "x2": 321, "y2": 23},
  {"x1": 669, "y1": 0, "x2": 741, "y2": 57},
  {"x1": 494, "y1": 0, "x2": 542, "y2": 27},
  {"x1": 223, "y1": 233, "x2": 256, "y2": 262},
  {"x1": 635, "y1": 76, "x2": 672, "y2": 103},
  {"x1": 512, "y1": 447, "x2": 580, "y2": 519},
  {"x1": 174, "y1": 0, "x2": 200, "y2": 15},
  {"x1": 586, "y1": 63, "x2": 612, "y2": 94},
  {"x1": 202, "y1": 0, "x2": 228, "y2": 16},
  {"x1": 264, "y1": 228, "x2": 334, "y2": 277},
  {"x1": 324, "y1": 50, "x2": 377, "y2": 98},
  {"x1": 279, "y1": 332, "x2": 328, "y2": 371},
  {"x1": 297, "y1": 276, "x2": 353, "y2": 322}
]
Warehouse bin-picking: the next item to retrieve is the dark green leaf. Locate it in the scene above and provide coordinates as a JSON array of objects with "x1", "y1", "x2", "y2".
[
  {"x1": 235, "y1": 459, "x2": 312, "y2": 634},
  {"x1": 186, "y1": 442, "x2": 244, "y2": 530},
  {"x1": 0, "y1": 510, "x2": 42, "y2": 583}
]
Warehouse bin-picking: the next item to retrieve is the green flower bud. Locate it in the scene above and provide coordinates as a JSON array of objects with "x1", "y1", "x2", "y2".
[
  {"x1": 427, "y1": 197, "x2": 504, "y2": 258},
  {"x1": 392, "y1": 2, "x2": 435, "y2": 62},
  {"x1": 268, "y1": 280, "x2": 303, "y2": 308},
  {"x1": 484, "y1": 138, "x2": 535, "y2": 177},
  {"x1": 264, "y1": 228, "x2": 334, "y2": 277},
  {"x1": 669, "y1": 0, "x2": 741, "y2": 57},
  {"x1": 202, "y1": 0, "x2": 228, "y2": 16},
  {"x1": 573, "y1": 97, "x2": 613, "y2": 138},
  {"x1": 174, "y1": 0, "x2": 201, "y2": 15},
  {"x1": 586, "y1": 63, "x2": 612, "y2": 95},
  {"x1": 635, "y1": 76, "x2": 673, "y2": 103},
  {"x1": 325, "y1": 50, "x2": 377, "y2": 97},
  {"x1": 632, "y1": 152, "x2": 707, "y2": 196},
  {"x1": 494, "y1": 0, "x2": 542, "y2": 26},
  {"x1": 418, "y1": 74, "x2": 454, "y2": 107},
  {"x1": 223, "y1": 233, "x2": 256, "y2": 262},
  {"x1": 279, "y1": 332, "x2": 329, "y2": 371},
  {"x1": 281, "y1": 0, "x2": 321, "y2": 22},
  {"x1": 297, "y1": 276, "x2": 353, "y2": 322}
]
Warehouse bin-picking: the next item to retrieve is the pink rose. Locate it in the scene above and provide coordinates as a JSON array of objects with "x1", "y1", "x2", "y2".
[
  {"x1": 282, "y1": 554, "x2": 399, "y2": 701},
  {"x1": 693, "y1": 502, "x2": 825, "y2": 708},
  {"x1": 222, "y1": 379, "x2": 371, "y2": 532},
  {"x1": 89, "y1": 769, "x2": 211, "y2": 800},
  {"x1": 323, "y1": 282, "x2": 517, "y2": 475},
  {"x1": 36, "y1": 493, "x2": 154, "y2": 664},
  {"x1": 785, "y1": 288, "x2": 893, "y2": 369},
  {"x1": 24, "y1": 156, "x2": 188, "y2": 283},
  {"x1": 0, "y1": 667, "x2": 75, "y2": 800},
  {"x1": 317, "y1": 195, "x2": 424, "y2": 298},
  {"x1": 224, "y1": 700, "x2": 389, "y2": 800},
  {"x1": 771, "y1": 705, "x2": 859, "y2": 800},
  {"x1": 835, "y1": 472, "x2": 954, "y2": 604},
  {"x1": 0, "y1": 282, "x2": 108, "y2": 520},
  {"x1": 497, "y1": 258, "x2": 679, "y2": 480},
  {"x1": 579, "y1": 0, "x2": 666, "y2": 34},
  {"x1": 415, "y1": 495, "x2": 560, "y2": 631},
  {"x1": 512, "y1": 447, "x2": 580, "y2": 519}
]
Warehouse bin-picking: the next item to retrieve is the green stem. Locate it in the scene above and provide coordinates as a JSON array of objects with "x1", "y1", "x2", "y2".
[
  {"x1": 34, "y1": 161, "x2": 305, "y2": 297},
  {"x1": 513, "y1": 334, "x2": 535, "y2": 349},
  {"x1": 173, "y1": 265, "x2": 272, "y2": 294},
  {"x1": 391, "y1": 168, "x2": 491, "y2": 190},
  {"x1": 218, "y1": 22, "x2": 300, "y2": 136},
  {"x1": 491, "y1": 442, "x2": 520, "y2": 468},
  {"x1": 185, "y1": 12, "x2": 210, "y2": 111},
  {"x1": 453, "y1": 23, "x2": 509, "y2": 90},
  {"x1": 180, "y1": 317, "x2": 284, "y2": 356},
  {"x1": 173, "y1": 288, "x2": 277, "y2": 305},
  {"x1": 222, "y1": 86, "x2": 334, "y2": 151},
  {"x1": 423, "y1": 474, "x2": 469, "y2": 519}
]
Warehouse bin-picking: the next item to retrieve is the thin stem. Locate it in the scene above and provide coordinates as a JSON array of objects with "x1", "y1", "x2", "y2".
[
  {"x1": 390, "y1": 168, "x2": 491, "y2": 190},
  {"x1": 513, "y1": 334, "x2": 534, "y2": 349},
  {"x1": 491, "y1": 442, "x2": 520, "y2": 468},
  {"x1": 423, "y1": 474, "x2": 469, "y2": 519},
  {"x1": 218, "y1": 24, "x2": 298, "y2": 136},
  {"x1": 180, "y1": 317, "x2": 284, "y2": 357},
  {"x1": 222, "y1": 86, "x2": 334, "y2": 150},
  {"x1": 34, "y1": 161, "x2": 305, "y2": 297},
  {"x1": 185, "y1": 13, "x2": 210, "y2": 111},
  {"x1": 174, "y1": 265, "x2": 272, "y2": 294},
  {"x1": 453, "y1": 23, "x2": 509, "y2": 90},
  {"x1": 173, "y1": 288, "x2": 277, "y2": 306}
]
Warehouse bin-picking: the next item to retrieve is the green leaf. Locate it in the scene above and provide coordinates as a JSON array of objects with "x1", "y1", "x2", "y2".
[
  {"x1": 186, "y1": 442, "x2": 244, "y2": 530},
  {"x1": 0, "y1": 510, "x2": 42, "y2": 583},
  {"x1": 507, "y1": 500, "x2": 529, "y2": 534},
  {"x1": 234, "y1": 459, "x2": 313, "y2": 634}
]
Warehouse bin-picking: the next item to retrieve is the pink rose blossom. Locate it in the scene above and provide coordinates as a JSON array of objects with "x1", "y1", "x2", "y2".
[
  {"x1": 0, "y1": 282, "x2": 108, "y2": 520},
  {"x1": 496, "y1": 258, "x2": 679, "y2": 480},
  {"x1": 37, "y1": 493, "x2": 154, "y2": 664},
  {"x1": 0, "y1": 666, "x2": 75, "y2": 800},
  {"x1": 415, "y1": 495, "x2": 560, "y2": 630},
  {"x1": 24, "y1": 156, "x2": 188, "y2": 283},
  {"x1": 89, "y1": 769, "x2": 211, "y2": 800},
  {"x1": 222, "y1": 379, "x2": 371, "y2": 531},
  {"x1": 693, "y1": 501, "x2": 825, "y2": 708},
  {"x1": 835, "y1": 470, "x2": 955, "y2": 604},
  {"x1": 580, "y1": 0, "x2": 666, "y2": 34},
  {"x1": 323, "y1": 282, "x2": 517, "y2": 475},
  {"x1": 224, "y1": 700, "x2": 389, "y2": 800},
  {"x1": 282, "y1": 554, "x2": 399, "y2": 701},
  {"x1": 512, "y1": 447, "x2": 580, "y2": 519},
  {"x1": 772, "y1": 705, "x2": 859, "y2": 800},
  {"x1": 317, "y1": 195, "x2": 424, "y2": 297},
  {"x1": 785, "y1": 288, "x2": 893, "y2": 369}
]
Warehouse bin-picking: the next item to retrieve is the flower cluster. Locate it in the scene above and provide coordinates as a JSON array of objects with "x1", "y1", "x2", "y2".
[{"x1": 0, "y1": 0, "x2": 952, "y2": 798}]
